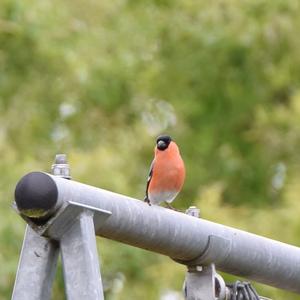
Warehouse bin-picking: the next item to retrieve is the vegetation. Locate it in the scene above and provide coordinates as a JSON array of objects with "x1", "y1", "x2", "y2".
[{"x1": 1, "y1": 0, "x2": 300, "y2": 299}]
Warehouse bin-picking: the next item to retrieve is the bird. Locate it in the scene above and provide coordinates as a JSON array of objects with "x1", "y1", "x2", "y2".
[{"x1": 144, "y1": 135, "x2": 185, "y2": 208}]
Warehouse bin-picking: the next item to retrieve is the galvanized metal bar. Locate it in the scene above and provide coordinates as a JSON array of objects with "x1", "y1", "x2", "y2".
[
  {"x1": 14, "y1": 172, "x2": 300, "y2": 294},
  {"x1": 11, "y1": 225, "x2": 59, "y2": 300},
  {"x1": 60, "y1": 210, "x2": 105, "y2": 300}
]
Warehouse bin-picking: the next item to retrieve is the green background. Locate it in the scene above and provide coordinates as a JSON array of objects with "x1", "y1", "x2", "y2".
[{"x1": 1, "y1": 0, "x2": 300, "y2": 299}]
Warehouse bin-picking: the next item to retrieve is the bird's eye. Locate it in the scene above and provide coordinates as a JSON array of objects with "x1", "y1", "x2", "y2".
[{"x1": 157, "y1": 140, "x2": 167, "y2": 150}]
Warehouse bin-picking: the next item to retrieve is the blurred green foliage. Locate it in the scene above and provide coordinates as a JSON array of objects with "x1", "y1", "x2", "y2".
[{"x1": 1, "y1": 0, "x2": 300, "y2": 299}]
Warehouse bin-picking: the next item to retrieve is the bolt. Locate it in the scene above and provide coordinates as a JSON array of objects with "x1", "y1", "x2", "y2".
[
  {"x1": 51, "y1": 154, "x2": 71, "y2": 179},
  {"x1": 188, "y1": 265, "x2": 203, "y2": 272},
  {"x1": 185, "y1": 206, "x2": 200, "y2": 218}
]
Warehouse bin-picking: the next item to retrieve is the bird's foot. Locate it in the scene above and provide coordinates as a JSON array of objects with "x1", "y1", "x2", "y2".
[
  {"x1": 165, "y1": 202, "x2": 176, "y2": 210},
  {"x1": 165, "y1": 202, "x2": 184, "y2": 212}
]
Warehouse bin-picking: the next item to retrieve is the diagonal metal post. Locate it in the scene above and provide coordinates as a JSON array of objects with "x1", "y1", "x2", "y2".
[
  {"x1": 11, "y1": 226, "x2": 59, "y2": 300},
  {"x1": 60, "y1": 209, "x2": 105, "y2": 299}
]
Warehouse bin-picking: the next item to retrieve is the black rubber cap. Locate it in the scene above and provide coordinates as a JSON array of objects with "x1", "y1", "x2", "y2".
[{"x1": 15, "y1": 172, "x2": 58, "y2": 218}]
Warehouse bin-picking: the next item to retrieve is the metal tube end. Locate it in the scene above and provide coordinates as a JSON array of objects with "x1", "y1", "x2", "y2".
[{"x1": 14, "y1": 172, "x2": 59, "y2": 220}]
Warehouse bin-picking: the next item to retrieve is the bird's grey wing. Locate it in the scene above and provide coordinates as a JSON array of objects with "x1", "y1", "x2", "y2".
[{"x1": 144, "y1": 159, "x2": 155, "y2": 202}]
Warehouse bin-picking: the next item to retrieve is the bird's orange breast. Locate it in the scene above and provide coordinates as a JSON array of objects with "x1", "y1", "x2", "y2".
[{"x1": 149, "y1": 142, "x2": 185, "y2": 193}]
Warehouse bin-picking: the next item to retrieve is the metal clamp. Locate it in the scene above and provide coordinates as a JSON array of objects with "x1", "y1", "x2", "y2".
[{"x1": 183, "y1": 263, "x2": 229, "y2": 300}]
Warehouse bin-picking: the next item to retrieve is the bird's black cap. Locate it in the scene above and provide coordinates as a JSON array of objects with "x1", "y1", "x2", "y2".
[{"x1": 156, "y1": 135, "x2": 172, "y2": 151}]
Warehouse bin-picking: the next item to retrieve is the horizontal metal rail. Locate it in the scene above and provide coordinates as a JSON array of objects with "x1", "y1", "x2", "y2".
[{"x1": 14, "y1": 172, "x2": 300, "y2": 294}]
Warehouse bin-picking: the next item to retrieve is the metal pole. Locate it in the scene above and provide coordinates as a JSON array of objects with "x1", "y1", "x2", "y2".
[{"x1": 14, "y1": 171, "x2": 300, "y2": 294}]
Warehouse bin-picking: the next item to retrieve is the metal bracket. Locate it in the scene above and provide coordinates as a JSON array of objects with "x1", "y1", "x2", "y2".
[
  {"x1": 183, "y1": 263, "x2": 228, "y2": 300},
  {"x1": 34, "y1": 201, "x2": 111, "y2": 240},
  {"x1": 183, "y1": 264, "x2": 215, "y2": 300}
]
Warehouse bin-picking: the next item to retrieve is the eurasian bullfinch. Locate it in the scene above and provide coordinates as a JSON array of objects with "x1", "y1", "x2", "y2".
[{"x1": 144, "y1": 135, "x2": 185, "y2": 208}]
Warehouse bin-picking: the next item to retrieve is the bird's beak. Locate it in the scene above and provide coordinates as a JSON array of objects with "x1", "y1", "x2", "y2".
[{"x1": 157, "y1": 140, "x2": 167, "y2": 150}]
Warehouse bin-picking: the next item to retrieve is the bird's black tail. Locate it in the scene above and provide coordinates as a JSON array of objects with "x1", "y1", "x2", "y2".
[{"x1": 144, "y1": 196, "x2": 151, "y2": 206}]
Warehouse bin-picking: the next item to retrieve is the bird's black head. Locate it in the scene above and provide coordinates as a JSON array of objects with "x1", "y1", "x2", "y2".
[{"x1": 156, "y1": 135, "x2": 172, "y2": 151}]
